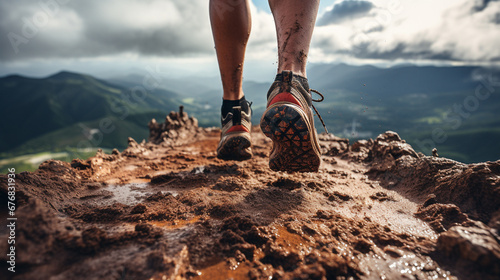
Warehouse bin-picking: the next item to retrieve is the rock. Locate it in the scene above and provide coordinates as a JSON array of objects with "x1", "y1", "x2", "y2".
[
  {"x1": 348, "y1": 139, "x2": 374, "y2": 162},
  {"x1": 367, "y1": 131, "x2": 420, "y2": 173},
  {"x1": 370, "y1": 151, "x2": 500, "y2": 225},
  {"x1": 318, "y1": 133, "x2": 349, "y2": 156},
  {"x1": 415, "y1": 203, "x2": 470, "y2": 232},
  {"x1": 432, "y1": 148, "x2": 439, "y2": 157},
  {"x1": 122, "y1": 137, "x2": 148, "y2": 157},
  {"x1": 372, "y1": 131, "x2": 419, "y2": 160},
  {"x1": 437, "y1": 222, "x2": 500, "y2": 273},
  {"x1": 128, "y1": 137, "x2": 138, "y2": 146},
  {"x1": 148, "y1": 106, "x2": 200, "y2": 145},
  {"x1": 351, "y1": 139, "x2": 373, "y2": 152}
]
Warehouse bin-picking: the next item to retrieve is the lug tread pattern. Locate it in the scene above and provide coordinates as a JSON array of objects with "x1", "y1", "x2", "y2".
[{"x1": 261, "y1": 105, "x2": 320, "y2": 172}]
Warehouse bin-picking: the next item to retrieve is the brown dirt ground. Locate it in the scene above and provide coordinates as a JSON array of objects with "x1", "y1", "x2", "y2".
[{"x1": 1, "y1": 111, "x2": 499, "y2": 280}]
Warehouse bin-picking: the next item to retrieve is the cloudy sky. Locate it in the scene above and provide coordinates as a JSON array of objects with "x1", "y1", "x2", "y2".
[{"x1": 1, "y1": 0, "x2": 499, "y2": 80}]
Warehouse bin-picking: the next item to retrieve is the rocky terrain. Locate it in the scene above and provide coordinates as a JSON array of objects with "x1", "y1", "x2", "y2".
[{"x1": 1, "y1": 107, "x2": 499, "y2": 280}]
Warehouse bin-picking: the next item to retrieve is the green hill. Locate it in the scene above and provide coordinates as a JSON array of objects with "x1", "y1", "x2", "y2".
[
  {"x1": 308, "y1": 64, "x2": 500, "y2": 163},
  {"x1": 0, "y1": 71, "x2": 180, "y2": 160}
]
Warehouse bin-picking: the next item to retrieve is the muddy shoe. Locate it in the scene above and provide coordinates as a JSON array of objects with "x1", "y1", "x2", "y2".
[
  {"x1": 260, "y1": 71, "x2": 325, "y2": 172},
  {"x1": 217, "y1": 100, "x2": 252, "y2": 160}
]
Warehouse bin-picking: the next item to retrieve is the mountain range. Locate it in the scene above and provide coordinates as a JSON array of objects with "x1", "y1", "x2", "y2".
[{"x1": 1, "y1": 63, "x2": 499, "y2": 171}]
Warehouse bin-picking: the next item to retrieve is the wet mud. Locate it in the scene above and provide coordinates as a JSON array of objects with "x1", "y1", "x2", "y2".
[{"x1": 1, "y1": 110, "x2": 499, "y2": 279}]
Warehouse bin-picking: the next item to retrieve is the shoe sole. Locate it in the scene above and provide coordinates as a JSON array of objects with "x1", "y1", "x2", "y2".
[
  {"x1": 217, "y1": 133, "x2": 252, "y2": 161},
  {"x1": 260, "y1": 103, "x2": 321, "y2": 172}
]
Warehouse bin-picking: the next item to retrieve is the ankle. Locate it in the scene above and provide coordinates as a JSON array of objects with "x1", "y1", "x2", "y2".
[
  {"x1": 278, "y1": 66, "x2": 306, "y2": 78},
  {"x1": 221, "y1": 96, "x2": 248, "y2": 117},
  {"x1": 222, "y1": 91, "x2": 245, "y2": 101}
]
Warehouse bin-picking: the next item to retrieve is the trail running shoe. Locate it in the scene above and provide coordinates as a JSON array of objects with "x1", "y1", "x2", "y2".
[
  {"x1": 260, "y1": 71, "x2": 324, "y2": 172},
  {"x1": 217, "y1": 101, "x2": 252, "y2": 160}
]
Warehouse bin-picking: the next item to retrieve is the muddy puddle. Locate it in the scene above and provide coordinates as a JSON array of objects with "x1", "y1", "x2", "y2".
[{"x1": 94, "y1": 182, "x2": 180, "y2": 206}]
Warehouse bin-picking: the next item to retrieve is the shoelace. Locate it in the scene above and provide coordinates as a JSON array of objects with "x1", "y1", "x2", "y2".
[{"x1": 310, "y1": 89, "x2": 329, "y2": 134}]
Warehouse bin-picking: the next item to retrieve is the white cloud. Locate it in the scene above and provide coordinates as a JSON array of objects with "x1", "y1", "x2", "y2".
[
  {"x1": 311, "y1": 0, "x2": 500, "y2": 65},
  {"x1": 247, "y1": 3, "x2": 276, "y2": 60},
  {"x1": 0, "y1": 0, "x2": 215, "y2": 61},
  {"x1": 0, "y1": 0, "x2": 278, "y2": 63},
  {"x1": 0, "y1": 0, "x2": 498, "y2": 75}
]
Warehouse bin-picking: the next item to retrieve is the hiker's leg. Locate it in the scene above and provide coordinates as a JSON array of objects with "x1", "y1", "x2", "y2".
[
  {"x1": 209, "y1": 0, "x2": 251, "y2": 101},
  {"x1": 211, "y1": 0, "x2": 253, "y2": 161},
  {"x1": 268, "y1": 0, "x2": 320, "y2": 77},
  {"x1": 260, "y1": 0, "x2": 322, "y2": 172}
]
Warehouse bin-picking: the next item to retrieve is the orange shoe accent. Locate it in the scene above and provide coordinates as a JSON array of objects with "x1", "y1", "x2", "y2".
[
  {"x1": 226, "y1": 125, "x2": 250, "y2": 133},
  {"x1": 269, "y1": 92, "x2": 302, "y2": 108}
]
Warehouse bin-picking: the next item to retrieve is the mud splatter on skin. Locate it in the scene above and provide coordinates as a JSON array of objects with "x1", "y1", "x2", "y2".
[
  {"x1": 219, "y1": 63, "x2": 243, "y2": 98},
  {"x1": 280, "y1": 20, "x2": 303, "y2": 60},
  {"x1": 297, "y1": 50, "x2": 307, "y2": 64},
  {"x1": 229, "y1": 63, "x2": 243, "y2": 96},
  {"x1": 0, "y1": 111, "x2": 499, "y2": 279}
]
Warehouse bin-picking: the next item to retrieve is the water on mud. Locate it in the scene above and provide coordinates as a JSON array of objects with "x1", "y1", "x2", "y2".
[{"x1": 102, "y1": 183, "x2": 179, "y2": 205}]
